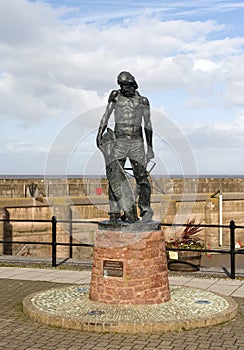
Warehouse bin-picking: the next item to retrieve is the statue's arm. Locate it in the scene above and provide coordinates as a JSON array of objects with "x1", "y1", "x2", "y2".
[
  {"x1": 142, "y1": 97, "x2": 154, "y2": 161},
  {"x1": 96, "y1": 90, "x2": 117, "y2": 148},
  {"x1": 96, "y1": 103, "x2": 113, "y2": 148}
]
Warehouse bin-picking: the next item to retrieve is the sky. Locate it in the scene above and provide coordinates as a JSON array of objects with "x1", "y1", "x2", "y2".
[{"x1": 0, "y1": 0, "x2": 244, "y2": 176}]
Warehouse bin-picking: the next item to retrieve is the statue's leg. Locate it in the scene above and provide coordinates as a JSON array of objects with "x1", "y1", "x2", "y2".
[
  {"x1": 108, "y1": 183, "x2": 121, "y2": 222},
  {"x1": 130, "y1": 160, "x2": 151, "y2": 210},
  {"x1": 129, "y1": 142, "x2": 153, "y2": 222},
  {"x1": 117, "y1": 159, "x2": 138, "y2": 223},
  {"x1": 106, "y1": 162, "x2": 122, "y2": 222}
]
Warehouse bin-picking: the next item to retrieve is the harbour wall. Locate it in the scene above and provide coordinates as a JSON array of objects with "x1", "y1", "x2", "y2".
[
  {"x1": 0, "y1": 177, "x2": 244, "y2": 259},
  {"x1": 0, "y1": 176, "x2": 244, "y2": 198}
]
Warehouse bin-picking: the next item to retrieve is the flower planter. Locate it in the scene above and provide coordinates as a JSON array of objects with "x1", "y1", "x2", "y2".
[
  {"x1": 165, "y1": 218, "x2": 204, "y2": 272},
  {"x1": 167, "y1": 250, "x2": 202, "y2": 272}
]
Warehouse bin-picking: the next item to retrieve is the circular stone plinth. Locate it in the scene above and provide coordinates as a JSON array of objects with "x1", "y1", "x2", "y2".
[{"x1": 23, "y1": 285, "x2": 238, "y2": 334}]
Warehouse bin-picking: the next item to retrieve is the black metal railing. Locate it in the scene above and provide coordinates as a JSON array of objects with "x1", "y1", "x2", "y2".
[
  {"x1": 0, "y1": 216, "x2": 96, "y2": 268},
  {"x1": 0, "y1": 217, "x2": 243, "y2": 278}
]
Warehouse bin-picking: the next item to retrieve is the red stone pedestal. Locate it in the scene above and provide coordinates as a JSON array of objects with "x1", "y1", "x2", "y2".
[{"x1": 89, "y1": 228, "x2": 170, "y2": 305}]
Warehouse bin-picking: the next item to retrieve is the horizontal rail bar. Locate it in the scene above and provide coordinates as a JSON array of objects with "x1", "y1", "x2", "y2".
[
  {"x1": 165, "y1": 247, "x2": 231, "y2": 254},
  {"x1": 0, "y1": 240, "x2": 52, "y2": 245},
  {"x1": 0, "y1": 218, "x2": 100, "y2": 224},
  {"x1": 1, "y1": 218, "x2": 244, "y2": 229},
  {"x1": 161, "y1": 223, "x2": 233, "y2": 229},
  {"x1": 0, "y1": 219, "x2": 53, "y2": 223},
  {"x1": 165, "y1": 247, "x2": 244, "y2": 255},
  {"x1": 56, "y1": 242, "x2": 94, "y2": 247},
  {"x1": 58, "y1": 220, "x2": 100, "y2": 224}
]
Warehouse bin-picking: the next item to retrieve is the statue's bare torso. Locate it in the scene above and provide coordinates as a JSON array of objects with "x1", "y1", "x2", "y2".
[
  {"x1": 100, "y1": 90, "x2": 151, "y2": 138},
  {"x1": 114, "y1": 92, "x2": 144, "y2": 125}
]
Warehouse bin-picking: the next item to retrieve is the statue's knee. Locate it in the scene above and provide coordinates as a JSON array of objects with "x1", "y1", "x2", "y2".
[{"x1": 135, "y1": 175, "x2": 149, "y2": 187}]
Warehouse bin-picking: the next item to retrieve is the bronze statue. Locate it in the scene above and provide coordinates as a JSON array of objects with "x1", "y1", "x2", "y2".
[{"x1": 96, "y1": 71, "x2": 154, "y2": 223}]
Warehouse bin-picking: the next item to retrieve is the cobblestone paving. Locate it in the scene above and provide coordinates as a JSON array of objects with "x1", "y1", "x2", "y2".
[{"x1": 1, "y1": 279, "x2": 243, "y2": 350}]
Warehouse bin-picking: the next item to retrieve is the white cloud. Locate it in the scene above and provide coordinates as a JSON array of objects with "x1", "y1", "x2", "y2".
[
  {"x1": 187, "y1": 116, "x2": 244, "y2": 150},
  {"x1": 0, "y1": 0, "x2": 63, "y2": 46},
  {"x1": 0, "y1": 1, "x2": 243, "y2": 126},
  {"x1": 6, "y1": 141, "x2": 48, "y2": 154},
  {"x1": 194, "y1": 59, "x2": 219, "y2": 72},
  {"x1": 181, "y1": 115, "x2": 244, "y2": 174}
]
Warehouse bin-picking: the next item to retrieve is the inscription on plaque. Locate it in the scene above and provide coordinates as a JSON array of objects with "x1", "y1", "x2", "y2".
[{"x1": 103, "y1": 260, "x2": 123, "y2": 277}]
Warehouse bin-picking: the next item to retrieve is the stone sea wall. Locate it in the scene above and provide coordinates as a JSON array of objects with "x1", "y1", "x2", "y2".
[
  {"x1": 0, "y1": 176, "x2": 244, "y2": 198},
  {"x1": 0, "y1": 177, "x2": 244, "y2": 259}
]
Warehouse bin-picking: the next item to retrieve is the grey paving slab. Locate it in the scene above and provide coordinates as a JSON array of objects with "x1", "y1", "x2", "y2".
[
  {"x1": 45, "y1": 277, "x2": 82, "y2": 283},
  {"x1": 19, "y1": 272, "x2": 85, "y2": 284},
  {"x1": 76, "y1": 278, "x2": 91, "y2": 284},
  {"x1": 232, "y1": 285, "x2": 244, "y2": 298},
  {"x1": 4, "y1": 273, "x2": 46, "y2": 280},
  {"x1": 207, "y1": 284, "x2": 241, "y2": 296},
  {"x1": 183, "y1": 277, "x2": 219, "y2": 289},
  {"x1": 167, "y1": 276, "x2": 194, "y2": 285},
  {"x1": 212, "y1": 278, "x2": 244, "y2": 286},
  {"x1": 205, "y1": 278, "x2": 244, "y2": 296},
  {"x1": 0, "y1": 267, "x2": 30, "y2": 278}
]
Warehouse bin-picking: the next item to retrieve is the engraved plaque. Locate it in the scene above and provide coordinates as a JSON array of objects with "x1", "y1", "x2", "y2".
[{"x1": 103, "y1": 260, "x2": 123, "y2": 277}]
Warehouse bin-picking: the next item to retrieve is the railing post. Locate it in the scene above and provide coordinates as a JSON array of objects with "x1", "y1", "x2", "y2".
[
  {"x1": 52, "y1": 216, "x2": 57, "y2": 267},
  {"x1": 229, "y1": 220, "x2": 236, "y2": 279},
  {"x1": 69, "y1": 207, "x2": 73, "y2": 259}
]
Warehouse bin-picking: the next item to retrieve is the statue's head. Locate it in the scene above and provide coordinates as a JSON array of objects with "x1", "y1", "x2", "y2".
[{"x1": 117, "y1": 71, "x2": 138, "y2": 97}]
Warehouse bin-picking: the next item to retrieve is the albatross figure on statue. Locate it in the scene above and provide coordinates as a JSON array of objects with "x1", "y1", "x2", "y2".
[{"x1": 96, "y1": 71, "x2": 154, "y2": 224}]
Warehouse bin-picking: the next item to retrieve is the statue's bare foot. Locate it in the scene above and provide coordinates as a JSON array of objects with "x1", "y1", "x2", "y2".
[
  {"x1": 121, "y1": 209, "x2": 138, "y2": 223},
  {"x1": 141, "y1": 208, "x2": 154, "y2": 222},
  {"x1": 109, "y1": 213, "x2": 121, "y2": 223}
]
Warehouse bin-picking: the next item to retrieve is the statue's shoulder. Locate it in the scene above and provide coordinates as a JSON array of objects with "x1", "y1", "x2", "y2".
[
  {"x1": 139, "y1": 95, "x2": 150, "y2": 106},
  {"x1": 108, "y1": 90, "x2": 119, "y2": 103}
]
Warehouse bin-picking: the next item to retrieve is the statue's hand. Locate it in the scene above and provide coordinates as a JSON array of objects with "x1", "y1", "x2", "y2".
[{"x1": 147, "y1": 148, "x2": 154, "y2": 162}]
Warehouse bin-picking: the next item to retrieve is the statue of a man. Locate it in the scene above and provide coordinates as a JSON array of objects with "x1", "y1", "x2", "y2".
[{"x1": 96, "y1": 71, "x2": 154, "y2": 223}]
